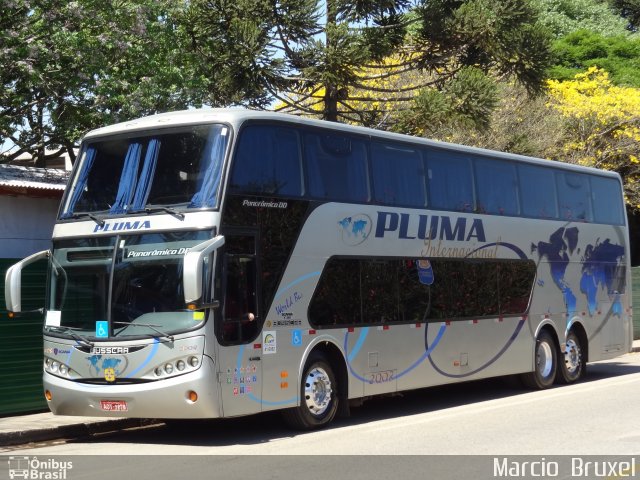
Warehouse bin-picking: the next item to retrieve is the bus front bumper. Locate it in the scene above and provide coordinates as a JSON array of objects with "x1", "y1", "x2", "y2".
[{"x1": 43, "y1": 356, "x2": 221, "y2": 419}]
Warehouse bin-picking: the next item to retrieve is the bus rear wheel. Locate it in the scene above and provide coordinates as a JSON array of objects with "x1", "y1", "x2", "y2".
[
  {"x1": 557, "y1": 330, "x2": 586, "y2": 384},
  {"x1": 521, "y1": 330, "x2": 557, "y2": 389},
  {"x1": 282, "y1": 354, "x2": 338, "y2": 430}
]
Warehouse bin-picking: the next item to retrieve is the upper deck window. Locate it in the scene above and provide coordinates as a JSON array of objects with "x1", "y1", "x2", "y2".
[
  {"x1": 305, "y1": 132, "x2": 369, "y2": 202},
  {"x1": 61, "y1": 124, "x2": 228, "y2": 217},
  {"x1": 229, "y1": 125, "x2": 303, "y2": 196},
  {"x1": 371, "y1": 142, "x2": 425, "y2": 207}
]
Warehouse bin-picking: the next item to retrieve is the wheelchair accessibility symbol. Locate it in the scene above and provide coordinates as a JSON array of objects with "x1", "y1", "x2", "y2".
[
  {"x1": 291, "y1": 329, "x2": 302, "y2": 347},
  {"x1": 96, "y1": 321, "x2": 108, "y2": 338}
]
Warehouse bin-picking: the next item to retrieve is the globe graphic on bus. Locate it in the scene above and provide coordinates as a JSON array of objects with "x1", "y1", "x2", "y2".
[{"x1": 338, "y1": 214, "x2": 372, "y2": 245}]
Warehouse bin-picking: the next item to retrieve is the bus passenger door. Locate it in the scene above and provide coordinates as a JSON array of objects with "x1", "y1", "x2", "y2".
[{"x1": 216, "y1": 233, "x2": 263, "y2": 417}]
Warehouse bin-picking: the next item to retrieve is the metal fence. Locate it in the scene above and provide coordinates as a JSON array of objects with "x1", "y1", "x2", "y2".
[{"x1": 0, "y1": 258, "x2": 48, "y2": 415}]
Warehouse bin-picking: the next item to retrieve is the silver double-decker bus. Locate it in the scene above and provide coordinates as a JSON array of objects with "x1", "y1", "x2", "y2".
[{"x1": 5, "y1": 109, "x2": 632, "y2": 429}]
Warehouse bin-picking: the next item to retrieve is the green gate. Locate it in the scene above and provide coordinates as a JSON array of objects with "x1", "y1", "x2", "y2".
[{"x1": 0, "y1": 258, "x2": 48, "y2": 415}]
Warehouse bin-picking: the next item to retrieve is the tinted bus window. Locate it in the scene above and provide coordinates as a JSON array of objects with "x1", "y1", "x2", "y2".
[
  {"x1": 426, "y1": 149, "x2": 474, "y2": 212},
  {"x1": 371, "y1": 142, "x2": 426, "y2": 207},
  {"x1": 591, "y1": 176, "x2": 625, "y2": 225},
  {"x1": 518, "y1": 164, "x2": 558, "y2": 219},
  {"x1": 557, "y1": 172, "x2": 593, "y2": 221},
  {"x1": 309, "y1": 257, "x2": 535, "y2": 327},
  {"x1": 230, "y1": 125, "x2": 303, "y2": 196},
  {"x1": 308, "y1": 258, "x2": 361, "y2": 326},
  {"x1": 305, "y1": 132, "x2": 369, "y2": 202},
  {"x1": 475, "y1": 158, "x2": 519, "y2": 215}
]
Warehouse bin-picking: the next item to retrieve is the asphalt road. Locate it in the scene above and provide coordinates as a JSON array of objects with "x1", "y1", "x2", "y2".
[{"x1": 3, "y1": 353, "x2": 639, "y2": 480}]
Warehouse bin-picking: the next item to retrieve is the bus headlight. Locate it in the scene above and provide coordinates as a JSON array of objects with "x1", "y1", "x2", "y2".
[
  {"x1": 149, "y1": 355, "x2": 203, "y2": 379},
  {"x1": 44, "y1": 357, "x2": 76, "y2": 379}
]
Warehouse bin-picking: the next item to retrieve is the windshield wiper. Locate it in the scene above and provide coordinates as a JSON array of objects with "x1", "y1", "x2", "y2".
[
  {"x1": 144, "y1": 206, "x2": 185, "y2": 220},
  {"x1": 68, "y1": 212, "x2": 105, "y2": 226},
  {"x1": 112, "y1": 321, "x2": 175, "y2": 342},
  {"x1": 46, "y1": 325, "x2": 94, "y2": 348}
]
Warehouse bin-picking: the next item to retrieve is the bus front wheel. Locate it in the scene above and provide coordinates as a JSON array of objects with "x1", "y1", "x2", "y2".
[
  {"x1": 521, "y1": 330, "x2": 557, "y2": 389},
  {"x1": 282, "y1": 353, "x2": 339, "y2": 430}
]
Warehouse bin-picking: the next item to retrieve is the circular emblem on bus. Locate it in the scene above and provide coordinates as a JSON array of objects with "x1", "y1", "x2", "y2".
[{"x1": 338, "y1": 214, "x2": 372, "y2": 246}]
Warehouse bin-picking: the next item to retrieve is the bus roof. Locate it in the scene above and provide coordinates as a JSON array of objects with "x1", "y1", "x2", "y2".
[{"x1": 83, "y1": 108, "x2": 621, "y2": 181}]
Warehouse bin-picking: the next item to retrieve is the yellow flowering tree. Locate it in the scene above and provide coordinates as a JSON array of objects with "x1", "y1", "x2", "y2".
[{"x1": 547, "y1": 67, "x2": 640, "y2": 209}]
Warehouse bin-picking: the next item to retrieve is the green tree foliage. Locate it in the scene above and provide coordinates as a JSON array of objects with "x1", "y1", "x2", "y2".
[
  {"x1": 532, "y1": 0, "x2": 631, "y2": 37},
  {"x1": 607, "y1": 0, "x2": 640, "y2": 30},
  {"x1": 425, "y1": 82, "x2": 564, "y2": 157},
  {"x1": 184, "y1": 0, "x2": 551, "y2": 126},
  {"x1": 0, "y1": 0, "x2": 201, "y2": 165},
  {"x1": 549, "y1": 30, "x2": 640, "y2": 86}
]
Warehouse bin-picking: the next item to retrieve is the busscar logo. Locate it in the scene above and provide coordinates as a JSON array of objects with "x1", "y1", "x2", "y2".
[
  {"x1": 8, "y1": 456, "x2": 73, "y2": 479},
  {"x1": 91, "y1": 346, "x2": 130, "y2": 355}
]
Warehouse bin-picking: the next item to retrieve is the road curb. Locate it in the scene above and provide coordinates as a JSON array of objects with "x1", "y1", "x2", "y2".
[{"x1": 0, "y1": 418, "x2": 159, "y2": 447}]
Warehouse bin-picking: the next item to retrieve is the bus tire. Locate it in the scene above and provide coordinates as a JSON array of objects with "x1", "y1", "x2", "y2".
[
  {"x1": 521, "y1": 329, "x2": 557, "y2": 389},
  {"x1": 556, "y1": 330, "x2": 586, "y2": 384},
  {"x1": 282, "y1": 353, "x2": 339, "y2": 430}
]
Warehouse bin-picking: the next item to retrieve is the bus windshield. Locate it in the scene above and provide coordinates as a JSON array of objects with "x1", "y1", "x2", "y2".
[
  {"x1": 46, "y1": 230, "x2": 212, "y2": 339},
  {"x1": 61, "y1": 124, "x2": 228, "y2": 217}
]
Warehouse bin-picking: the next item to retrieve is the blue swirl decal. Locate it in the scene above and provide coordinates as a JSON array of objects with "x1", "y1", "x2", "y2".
[
  {"x1": 274, "y1": 271, "x2": 321, "y2": 300},
  {"x1": 427, "y1": 317, "x2": 526, "y2": 378},
  {"x1": 125, "y1": 339, "x2": 159, "y2": 378},
  {"x1": 344, "y1": 323, "x2": 447, "y2": 383}
]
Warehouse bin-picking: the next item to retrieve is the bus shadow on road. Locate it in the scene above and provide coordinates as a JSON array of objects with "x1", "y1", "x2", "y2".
[{"x1": 74, "y1": 356, "x2": 640, "y2": 448}]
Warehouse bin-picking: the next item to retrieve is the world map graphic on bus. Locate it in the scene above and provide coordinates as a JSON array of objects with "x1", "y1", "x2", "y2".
[
  {"x1": 532, "y1": 227, "x2": 625, "y2": 318},
  {"x1": 338, "y1": 215, "x2": 372, "y2": 245},
  {"x1": 88, "y1": 355, "x2": 122, "y2": 376}
]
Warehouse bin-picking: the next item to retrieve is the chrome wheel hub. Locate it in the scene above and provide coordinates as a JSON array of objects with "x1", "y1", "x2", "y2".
[
  {"x1": 564, "y1": 338, "x2": 581, "y2": 374},
  {"x1": 537, "y1": 341, "x2": 553, "y2": 378},
  {"x1": 304, "y1": 366, "x2": 332, "y2": 416}
]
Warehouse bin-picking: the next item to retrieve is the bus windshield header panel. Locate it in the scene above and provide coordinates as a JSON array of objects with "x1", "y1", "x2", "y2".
[{"x1": 61, "y1": 124, "x2": 229, "y2": 218}]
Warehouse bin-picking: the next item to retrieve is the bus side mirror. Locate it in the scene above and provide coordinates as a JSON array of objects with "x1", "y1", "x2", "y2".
[
  {"x1": 5, "y1": 250, "x2": 50, "y2": 313},
  {"x1": 183, "y1": 235, "x2": 225, "y2": 304}
]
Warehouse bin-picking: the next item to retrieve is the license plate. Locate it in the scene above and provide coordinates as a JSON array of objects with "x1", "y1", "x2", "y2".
[{"x1": 100, "y1": 400, "x2": 128, "y2": 412}]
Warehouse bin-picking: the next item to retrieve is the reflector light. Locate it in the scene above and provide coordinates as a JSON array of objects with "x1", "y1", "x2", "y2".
[
  {"x1": 188, "y1": 391, "x2": 198, "y2": 402},
  {"x1": 45, "y1": 390, "x2": 52, "y2": 401}
]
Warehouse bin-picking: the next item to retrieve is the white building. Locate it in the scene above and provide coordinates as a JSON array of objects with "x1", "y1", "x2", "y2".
[{"x1": 0, "y1": 164, "x2": 69, "y2": 259}]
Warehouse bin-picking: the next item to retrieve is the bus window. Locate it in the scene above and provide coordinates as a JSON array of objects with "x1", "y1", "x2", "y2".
[
  {"x1": 475, "y1": 158, "x2": 519, "y2": 216},
  {"x1": 308, "y1": 258, "x2": 361, "y2": 327},
  {"x1": 371, "y1": 142, "x2": 426, "y2": 207},
  {"x1": 591, "y1": 176, "x2": 625, "y2": 225},
  {"x1": 221, "y1": 255, "x2": 258, "y2": 344},
  {"x1": 518, "y1": 164, "x2": 558, "y2": 219},
  {"x1": 398, "y1": 259, "x2": 432, "y2": 322},
  {"x1": 557, "y1": 172, "x2": 593, "y2": 222},
  {"x1": 305, "y1": 132, "x2": 370, "y2": 202},
  {"x1": 426, "y1": 150, "x2": 474, "y2": 212},
  {"x1": 361, "y1": 260, "x2": 399, "y2": 323},
  {"x1": 230, "y1": 125, "x2": 303, "y2": 196},
  {"x1": 498, "y1": 260, "x2": 536, "y2": 315}
]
